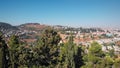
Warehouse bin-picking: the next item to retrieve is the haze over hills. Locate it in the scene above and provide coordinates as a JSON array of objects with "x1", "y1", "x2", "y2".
[
  {"x1": 0, "y1": 22, "x2": 105, "y2": 37},
  {"x1": 0, "y1": 22, "x2": 119, "y2": 31},
  {"x1": 0, "y1": 22, "x2": 119, "y2": 34},
  {"x1": 0, "y1": 22, "x2": 105, "y2": 32}
]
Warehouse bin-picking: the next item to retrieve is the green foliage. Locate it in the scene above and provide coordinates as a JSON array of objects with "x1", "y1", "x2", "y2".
[
  {"x1": 104, "y1": 56, "x2": 114, "y2": 67},
  {"x1": 17, "y1": 45, "x2": 33, "y2": 68},
  {"x1": 113, "y1": 58, "x2": 120, "y2": 68},
  {"x1": 63, "y1": 36, "x2": 76, "y2": 68},
  {"x1": 89, "y1": 42, "x2": 103, "y2": 55},
  {"x1": 82, "y1": 41, "x2": 105, "y2": 68},
  {"x1": 9, "y1": 35, "x2": 20, "y2": 50},
  {"x1": 98, "y1": 55, "x2": 114, "y2": 68},
  {"x1": 107, "y1": 49, "x2": 115, "y2": 57},
  {"x1": 8, "y1": 35, "x2": 20, "y2": 68},
  {"x1": 1, "y1": 29, "x2": 119, "y2": 68},
  {"x1": 74, "y1": 47, "x2": 84, "y2": 68},
  {"x1": 0, "y1": 32, "x2": 9, "y2": 68},
  {"x1": 33, "y1": 28, "x2": 61, "y2": 67},
  {"x1": 59, "y1": 35, "x2": 84, "y2": 68}
]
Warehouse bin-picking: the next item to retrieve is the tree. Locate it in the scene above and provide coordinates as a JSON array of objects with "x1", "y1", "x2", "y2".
[
  {"x1": 18, "y1": 45, "x2": 34, "y2": 68},
  {"x1": 8, "y1": 35, "x2": 20, "y2": 68},
  {"x1": 113, "y1": 57, "x2": 120, "y2": 68},
  {"x1": 59, "y1": 35, "x2": 83, "y2": 68},
  {"x1": 62, "y1": 36, "x2": 76, "y2": 68},
  {"x1": 33, "y1": 28, "x2": 61, "y2": 67},
  {"x1": 0, "y1": 32, "x2": 9, "y2": 68},
  {"x1": 103, "y1": 55, "x2": 114, "y2": 68},
  {"x1": 82, "y1": 41, "x2": 105, "y2": 68},
  {"x1": 74, "y1": 46, "x2": 84, "y2": 68}
]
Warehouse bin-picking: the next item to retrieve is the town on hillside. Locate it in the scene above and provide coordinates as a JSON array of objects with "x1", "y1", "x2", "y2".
[
  {"x1": 1, "y1": 22, "x2": 120, "y2": 54},
  {"x1": 0, "y1": 22, "x2": 120, "y2": 68}
]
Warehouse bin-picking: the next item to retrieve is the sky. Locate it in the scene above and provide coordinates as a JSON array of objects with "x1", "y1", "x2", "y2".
[{"x1": 0, "y1": 0, "x2": 120, "y2": 28}]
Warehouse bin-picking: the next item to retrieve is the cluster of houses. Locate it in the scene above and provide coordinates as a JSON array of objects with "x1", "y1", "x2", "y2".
[
  {"x1": 1, "y1": 22, "x2": 120, "y2": 55},
  {"x1": 59, "y1": 29, "x2": 120, "y2": 55}
]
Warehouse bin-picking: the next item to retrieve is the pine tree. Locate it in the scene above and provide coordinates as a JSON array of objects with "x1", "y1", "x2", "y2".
[
  {"x1": 17, "y1": 44, "x2": 33, "y2": 68},
  {"x1": 113, "y1": 58, "x2": 120, "y2": 68},
  {"x1": 59, "y1": 35, "x2": 77, "y2": 68},
  {"x1": 0, "y1": 32, "x2": 8, "y2": 68},
  {"x1": 82, "y1": 41, "x2": 105, "y2": 68},
  {"x1": 33, "y1": 28, "x2": 61, "y2": 67},
  {"x1": 8, "y1": 35, "x2": 20, "y2": 68}
]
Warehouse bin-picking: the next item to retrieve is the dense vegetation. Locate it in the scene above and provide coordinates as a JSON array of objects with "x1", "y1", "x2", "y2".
[{"x1": 0, "y1": 28, "x2": 120, "y2": 68}]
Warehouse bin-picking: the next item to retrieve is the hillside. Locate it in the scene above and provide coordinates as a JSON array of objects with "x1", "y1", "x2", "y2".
[
  {"x1": 19, "y1": 23, "x2": 48, "y2": 31},
  {"x1": 0, "y1": 22, "x2": 18, "y2": 34}
]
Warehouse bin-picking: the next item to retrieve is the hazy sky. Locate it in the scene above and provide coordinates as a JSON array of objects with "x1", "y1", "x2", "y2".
[{"x1": 0, "y1": 0, "x2": 120, "y2": 28}]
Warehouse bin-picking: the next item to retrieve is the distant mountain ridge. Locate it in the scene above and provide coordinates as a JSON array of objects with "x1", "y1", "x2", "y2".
[
  {"x1": 0, "y1": 22, "x2": 18, "y2": 34},
  {"x1": 0, "y1": 22, "x2": 51, "y2": 36},
  {"x1": 0, "y1": 22, "x2": 105, "y2": 33},
  {"x1": 19, "y1": 23, "x2": 40, "y2": 26},
  {"x1": 18, "y1": 23, "x2": 48, "y2": 31}
]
